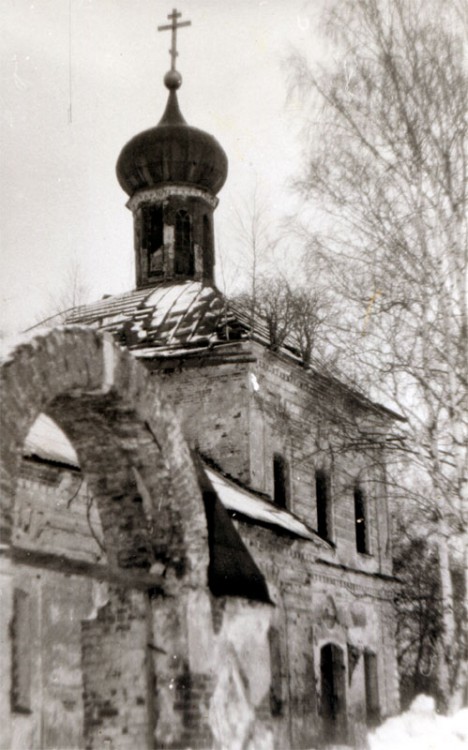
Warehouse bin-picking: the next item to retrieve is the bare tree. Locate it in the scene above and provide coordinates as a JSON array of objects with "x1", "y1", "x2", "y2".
[
  {"x1": 32, "y1": 257, "x2": 91, "y2": 329},
  {"x1": 289, "y1": 0, "x2": 467, "y2": 710},
  {"x1": 219, "y1": 185, "x2": 282, "y2": 325},
  {"x1": 233, "y1": 274, "x2": 338, "y2": 371}
]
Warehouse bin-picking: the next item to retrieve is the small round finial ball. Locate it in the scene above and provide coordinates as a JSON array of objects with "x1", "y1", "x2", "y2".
[{"x1": 164, "y1": 70, "x2": 182, "y2": 90}]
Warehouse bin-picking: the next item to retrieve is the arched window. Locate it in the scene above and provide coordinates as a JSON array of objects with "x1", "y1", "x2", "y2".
[
  {"x1": 175, "y1": 209, "x2": 194, "y2": 276},
  {"x1": 315, "y1": 470, "x2": 332, "y2": 541},
  {"x1": 320, "y1": 643, "x2": 347, "y2": 744},
  {"x1": 354, "y1": 485, "x2": 369, "y2": 553},
  {"x1": 142, "y1": 205, "x2": 164, "y2": 277}
]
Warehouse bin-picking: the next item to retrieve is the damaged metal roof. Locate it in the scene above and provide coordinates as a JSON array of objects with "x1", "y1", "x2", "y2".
[
  {"x1": 64, "y1": 281, "x2": 243, "y2": 357},
  {"x1": 61, "y1": 280, "x2": 403, "y2": 420}
]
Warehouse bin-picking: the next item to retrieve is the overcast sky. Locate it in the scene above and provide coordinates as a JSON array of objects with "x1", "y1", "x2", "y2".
[{"x1": 2, "y1": 0, "x2": 326, "y2": 335}]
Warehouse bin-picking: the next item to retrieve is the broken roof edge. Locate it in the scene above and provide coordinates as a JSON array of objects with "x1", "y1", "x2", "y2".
[
  {"x1": 192, "y1": 452, "x2": 273, "y2": 604},
  {"x1": 201, "y1": 455, "x2": 333, "y2": 549},
  {"x1": 38, "y1": 280, "x2": 405, "y2": 423}
]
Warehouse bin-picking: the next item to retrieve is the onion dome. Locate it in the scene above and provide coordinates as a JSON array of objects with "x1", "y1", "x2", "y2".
[{"x1": 116, "y1": 72, "x2": 228, "y2": 197}]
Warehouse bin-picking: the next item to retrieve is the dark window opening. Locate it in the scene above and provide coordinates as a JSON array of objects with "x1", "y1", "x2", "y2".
[
  {"x1": 354, "y1": 486, "x2": 369, "y2": 553},
  {"x1": 175, "y1": 209, "x2": 194, "y2": 276},
  {"x1": 273, "y1": 454, "x2": 289, "y2": 509},
  {"x1": 320, "y1": 643, "x2": 347, "y2": 744},
  {"x1": 203, "y1": 214, "x2": 213, "y2": 278},
  {"x1": 142, "y1": 205, "x2": 164, "y2": 276},
  {"x1": 316, "y1": 470, "x2": 331, "y2": 541},
  {"x1": 364, "y1": 651, "x2": 380, "y2": 726},
  {"x1": 11, "y1": 589, "x2": 31, "y2": 713}
]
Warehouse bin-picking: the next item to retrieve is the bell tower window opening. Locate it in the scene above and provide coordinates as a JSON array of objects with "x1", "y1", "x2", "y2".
[
  {"x1": 175, "y1": 208, "x2": 194, "y2": 276},
  {"x1": 142, "y1": 205, "x2": 164, "y2": 277},
  {"x1": 203, "y1": 214, "x2": 213, "y2": 277},
  {"x1": 273, "y1": 454, "x2": 289, "y2": 509},
  {"x1": 316, "y1": 470, "x2": 332, "y2": 541},
  {"x1": 354, "y1": 486, "x2": 369, "y2": 553}
]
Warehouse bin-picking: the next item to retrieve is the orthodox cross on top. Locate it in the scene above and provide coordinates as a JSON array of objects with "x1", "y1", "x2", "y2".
[{"x1": 158, "y1": 8, "x2": 191, "y2": 71}]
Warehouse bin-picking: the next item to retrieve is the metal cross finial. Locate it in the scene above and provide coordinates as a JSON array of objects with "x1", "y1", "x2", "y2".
[{"x1": 158, "y1": 8, "x2": 191, "y2": 71}]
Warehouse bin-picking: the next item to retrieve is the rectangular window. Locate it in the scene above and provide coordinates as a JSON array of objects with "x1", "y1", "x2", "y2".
[
  {"x1": 11, "y1": 588, "x2": 32, "y2": 713},
  {"x1": 273, "y1": 454, "x2": 289, "y2": 509},
  {"x1": 364, "y1": 651, "x2": 380, "y2": 726},
  {"x1": 354, "y1": 486, "x2": 369, "y2": 553},
  {"x1": 316, "y1": 470, "x2": 331, "y2": 541}
]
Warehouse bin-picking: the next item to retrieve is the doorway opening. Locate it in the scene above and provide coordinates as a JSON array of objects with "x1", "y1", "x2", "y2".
[{"x1": 320, "y1": 643, "x2": 347, "y2": 744}]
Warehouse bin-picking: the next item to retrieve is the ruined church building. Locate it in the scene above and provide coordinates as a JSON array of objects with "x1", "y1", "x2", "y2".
[{"x1": 0, "y1": 10, "x2": 401, "y2": 750}]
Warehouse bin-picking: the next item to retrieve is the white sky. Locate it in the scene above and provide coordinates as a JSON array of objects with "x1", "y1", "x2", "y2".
[{"x1": 2, "y1": 0, "x2": 325, "y2": 335}]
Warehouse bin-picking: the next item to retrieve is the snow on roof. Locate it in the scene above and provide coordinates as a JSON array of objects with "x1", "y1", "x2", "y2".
[
  {"x1": 58, "y1": 281, "x2": 403, "y2": 421},
  {"x1": 205, "y1": 467, "x2": 321, "y2": 542},
  {"x1": 64, "y1": 281, "x2": 230, "y2": 353},
  {"x1": 23, "y1": 415, "x2": 323, "y2": 542}
]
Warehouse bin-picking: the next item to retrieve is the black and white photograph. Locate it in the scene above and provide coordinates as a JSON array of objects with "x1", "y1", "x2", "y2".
[{"x1": 1, "y1": 1, "x2": 467, "y2": 748}]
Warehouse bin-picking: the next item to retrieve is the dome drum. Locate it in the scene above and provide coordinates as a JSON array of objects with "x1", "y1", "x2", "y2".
[{"x1": 133, "y1": 191, "x2": 215, "y2": 288}]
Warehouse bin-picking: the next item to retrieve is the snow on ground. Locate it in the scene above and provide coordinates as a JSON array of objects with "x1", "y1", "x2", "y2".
[{"x1": 368, "y1": 695, "x2": 468, "y2": 750}]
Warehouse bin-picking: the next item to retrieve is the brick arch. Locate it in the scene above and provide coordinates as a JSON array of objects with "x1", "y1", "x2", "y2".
[{"x1": 0, "y1": 327, "x2": 208, "y2": 587}]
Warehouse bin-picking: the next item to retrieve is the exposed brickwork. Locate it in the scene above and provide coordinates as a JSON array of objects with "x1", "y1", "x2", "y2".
[
  {"x1": 0, "y1": 328, "x2": 214, "y2": 750},
  {"x1": 0, "y1": 328, "x2": 209, "y2": 585},
  {"x1": 15, "y1": 459, "x2": 104, "y2": 563},
  {"x1": 81, "y1": 587, "x2": 151, "y2": 750},
  {"x1": 159, "y1": 360, "x2": 252, "y2": 484}
]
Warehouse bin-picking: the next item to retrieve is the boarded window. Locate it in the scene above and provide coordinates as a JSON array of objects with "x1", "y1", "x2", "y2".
[
  {"x1": 273, "y1": 454, "x2": 289, "y2": 509},
  {"x1": 316, "y1": 470, "x2": 331, "y2": 541},
  {"x1": 11, "y1": 588, "x2": 31, "y2": 713},
  {"x1": 364, "y1": 651, "x2": 380, "y2": 726},
  {"x1": 354, "y1": 486, "x2": 369, "y2": 553},
  {"x1": 268, "y1": 626, "x2": 284, "y2": 716},
  {"x1": 175, "y1": 209, "x2": 194, "y2": 276},
  {"x1": 142, "y1": 205, "x2": 164, "y2": 276}
]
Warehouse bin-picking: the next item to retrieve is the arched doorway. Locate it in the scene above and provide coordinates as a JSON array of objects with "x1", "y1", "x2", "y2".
[{"x1": 320, "y1": 643, "x2": 347, "y2": 744}]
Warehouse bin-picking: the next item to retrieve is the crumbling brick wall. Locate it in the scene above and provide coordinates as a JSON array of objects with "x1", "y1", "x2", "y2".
[{"x1": 0, "y1": 328, "x2": 275, "y2": 750}]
